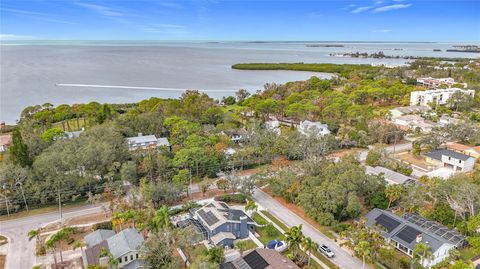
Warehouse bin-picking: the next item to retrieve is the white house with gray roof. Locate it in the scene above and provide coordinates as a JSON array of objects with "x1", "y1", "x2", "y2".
[
  {"x1": 126, "y1": 133, "x2": 170, "y2": 151},
  {"x1": 83, "y1": 228, "x2": 144, "y2": 269},
  {"x1": 192, "y1": 201, "x2": 256, "y2": 247},
  {"x1": 366, "y1": 166, "x2": 415, "y2": 185},
  {"x1": 366, "y1": 209, "x2": 466, "y2": 268},
  {"x1": 425, "y1": 149, "x2": 476, "y2": 172}
]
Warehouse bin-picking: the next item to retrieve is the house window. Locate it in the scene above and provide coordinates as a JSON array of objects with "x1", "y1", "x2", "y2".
[
  {"x1": 131, "y1": 255, "x2": 133, "y2": 260},
  {"x1": 118, "y1": 258, "x2": 122, "y2": 264},
  {"x1": 459, "y1": 160, "x2": 462, "y2": 164},
  {"x1": 136, "y1": 253, "x2": 139, "y2": 259},
  {"x1": 448, "y1": 157, "x2": 451, "y2": 161},
  {"x1": 124, "y1": 256, "x2": 128, "y2": 262}
]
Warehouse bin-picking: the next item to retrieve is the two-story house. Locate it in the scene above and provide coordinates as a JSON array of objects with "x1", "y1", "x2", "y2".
[
  {"x1": 83, "y1": 228, "x2": 144, "y2": 269},
  {"x1": 297, "y1": 120, "x2": 330, "y2": 137},
  {"x1": 410, "y1": 88, "x2": 475, "y2": 107},
  {"x1": 425, "y1": 149, "x2": 476, "y2": 172},
  {"x1": 366, "y1": 209, "x2": 466, "y2": 268},
  {"x1": 126, "y1": 133, "x2": 170, "y2": 151},
  {"x1": 192, "y1": 201, "x2": 256, "y2": 247}
]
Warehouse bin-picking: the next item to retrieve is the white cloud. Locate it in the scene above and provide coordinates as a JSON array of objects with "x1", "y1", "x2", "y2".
[
  {"x1": 75, "y1": 2, "x2": 123, "y2": 17},
  {"x1": 0, "y1": 34, "x2": 36, "y2": 40},
  {"x1": 351, "y1": 6, "x2": 372, "y2": 13},
  {"x1": 372, "y1": 3, "x2": 412, "y2": 13},
  {"x1": 143, "y1": 24, "x2": 187, "y2": 35},
  {"x1": 372, "y1": 29, "x2": 393, "y2": 33},
  {"x1": 341, "y1": 4, "x2": 356, "y2": 10},
  {"x1": 307, "y1": 12, "x2": 322, "y2": 18}
]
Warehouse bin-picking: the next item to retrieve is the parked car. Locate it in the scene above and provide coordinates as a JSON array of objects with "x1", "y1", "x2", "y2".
[
  {"x1": 318, "y1": 244, "x2": 334, "y2": 258},
  {"x1": 266, "y1": 240, "x2": 287, "y2": 253}
]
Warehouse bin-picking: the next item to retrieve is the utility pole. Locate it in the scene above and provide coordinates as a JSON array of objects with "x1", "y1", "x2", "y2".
[
  {"x1": 58, "y1": 185, "x2": 63, "y2": 225},
  {"x1": 189, "y1": 168, "x2": 192, "y2": 199},
  {"x1": 2, "y1": 184, "x2": 9, "y2": 217},
  {"x1": 16, "y1": 182, "x2": 29, "y2": 212}
]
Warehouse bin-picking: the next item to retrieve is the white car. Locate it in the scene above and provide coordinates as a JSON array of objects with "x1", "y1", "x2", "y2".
[{"x1": 319, "y1": 244, "x2": 335, "y2": 258}]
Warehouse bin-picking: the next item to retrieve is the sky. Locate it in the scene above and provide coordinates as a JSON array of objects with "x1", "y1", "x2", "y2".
[{"x1": 1, "y1": 0, "x2": 479, "y2": 42}]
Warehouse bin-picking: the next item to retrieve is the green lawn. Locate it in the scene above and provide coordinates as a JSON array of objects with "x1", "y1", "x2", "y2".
[
  {"x1": 261, "y1": 210, "x2": 289, "y2": 231},
  {"x1": 260, "y1": 211, "x2": 339, "y2": 269},
  {"x1": 252, "y1": 212, "x2": 268, "y2": 225},
  {"x1": 254, "y1": 213, "x2": 285, "y2": 245},
  {"x1": 236, "y1": 239, "x2": 258, "y2": 251}
]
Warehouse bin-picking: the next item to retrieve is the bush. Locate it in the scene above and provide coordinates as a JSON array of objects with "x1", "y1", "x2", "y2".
[
  {"x1": 264, "y1": 223, "x2": 278, "y2": 236},
  {"x1": 214, "y1": 194, "x2": 247, "y2": 204},
  {"x1": 93, "y1": 221, "x2": 113, "y2": 231},
  {"x1": 36, "y1": 245, "x2": 46, "y2": 256},
  {"x1": 332, "y1": 223, "x2": 351, "y2": 233}
]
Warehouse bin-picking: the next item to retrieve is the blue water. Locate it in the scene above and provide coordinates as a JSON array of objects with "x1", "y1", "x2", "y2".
[{"x1": 1, "y1": 41, "x2": 478, "y2": 123}]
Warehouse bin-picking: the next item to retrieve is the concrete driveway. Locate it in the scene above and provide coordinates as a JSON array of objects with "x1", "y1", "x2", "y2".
[{"x1": 252, "y1": 188, "x2": 369, "y2": 269}]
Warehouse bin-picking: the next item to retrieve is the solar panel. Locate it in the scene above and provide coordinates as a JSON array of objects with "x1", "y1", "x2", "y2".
[
  {"x1": 375, "y1": 213, "x2": 401, "y2": 232},
  {"x1": 243, "y1": 251, "x2": 269, "y2": 269},
  {"x1": 396, "y1": 226, "x2": 421, "y2": 243},
  {"x1": 197, "y1": 209, "x2": 220, "y2": 226}
]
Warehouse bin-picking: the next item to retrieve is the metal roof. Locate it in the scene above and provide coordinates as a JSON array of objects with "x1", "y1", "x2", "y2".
[{"x1": 366, "y1": 166, "x2": 414, "y2": 185}]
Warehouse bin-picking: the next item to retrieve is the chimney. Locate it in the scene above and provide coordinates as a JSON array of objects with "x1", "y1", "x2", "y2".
[
  {"x1": 416, "y1": 234, "x2": 423, "y2": 243},
  {"x1": 0, "y1": 122, "x2": 5, "y2": 129},
  {"x1": 240, "y1": 216, "x2": 248, "y2": 238},
  {"x1": 138, "y1": 133, "x2": 143, "y2": 137}
]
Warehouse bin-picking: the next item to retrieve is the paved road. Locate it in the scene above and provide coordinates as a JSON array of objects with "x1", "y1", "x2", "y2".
[
  {"x1": 357, "y1": 142, "x2": 412, "y2": 162},
  {"x1": 253, "y1": 188, "x2": 368, "y2": 269},
  {"x1": 0, "y1": 204, "x2": 105, "y2": 269}
]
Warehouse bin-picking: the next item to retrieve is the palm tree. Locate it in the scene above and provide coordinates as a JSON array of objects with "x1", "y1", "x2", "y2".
[
  {"x1": 27, "y1": 229, "x2": 40, "y2": 241},
  {"x1": 284, "y1": 225, "x2": 304, "y2": 258},
  {"x1": 200, "y1": 181, "x2": 211, "y2": 197},
  {"x1": 234, "y1": 240, "x2": 248, "y2": 255},
  {"x1": 385, "y1": 184, "x2": 404, "y2": 209},
  {"x1": 413, "y1": 242, "x2": 432, "y2": 268},
  {"x1": 47, "y1": 226, "x2": 74, "y2": 265},
  {"x1": 149, "y1": 205, "x2": 171, "y2": 232},
  {"x1": 45, "y1": 239, "x2": 58, "y2": 269},
  {"x1": 354, "y1": 240, "x2": 371, "y2": 269},
  {"x1": 301, "y1": 236, "x2": 318, "y2": 266},
  {"x1": 72, "y1": 241, "x2": 86, "y2": 252},
  {"x1": 245, "y1": 200, "x2": 258, "y2": 216}
]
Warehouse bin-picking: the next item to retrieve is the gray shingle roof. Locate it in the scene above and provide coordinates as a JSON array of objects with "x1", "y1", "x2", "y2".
[
  {"x1": 84, "y1": 229, "x2": 115, "y2": 247},
  {"x1": 425, "y1": 149, "x2": 473, "y2": 161},
  {"x1": 196, "y1": 201, "x2": 254, "y2": 230},
  {"x1": 106, "y1": 228, "x2": 144, "y2": 258}
]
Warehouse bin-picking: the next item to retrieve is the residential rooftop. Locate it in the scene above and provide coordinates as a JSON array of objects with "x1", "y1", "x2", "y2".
[
  {"x1": 425, "y1": 149, "x2": 474, "y2": 162},
  {"x1": 220, "y1": 248, "x2": 300, "y2": 269},
  {"x1": 366, "y1": 166, "x2": 414, "y2": 185},
  {"x1": 366, "y1": 209, "x2": 466, "y2": 253}
]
